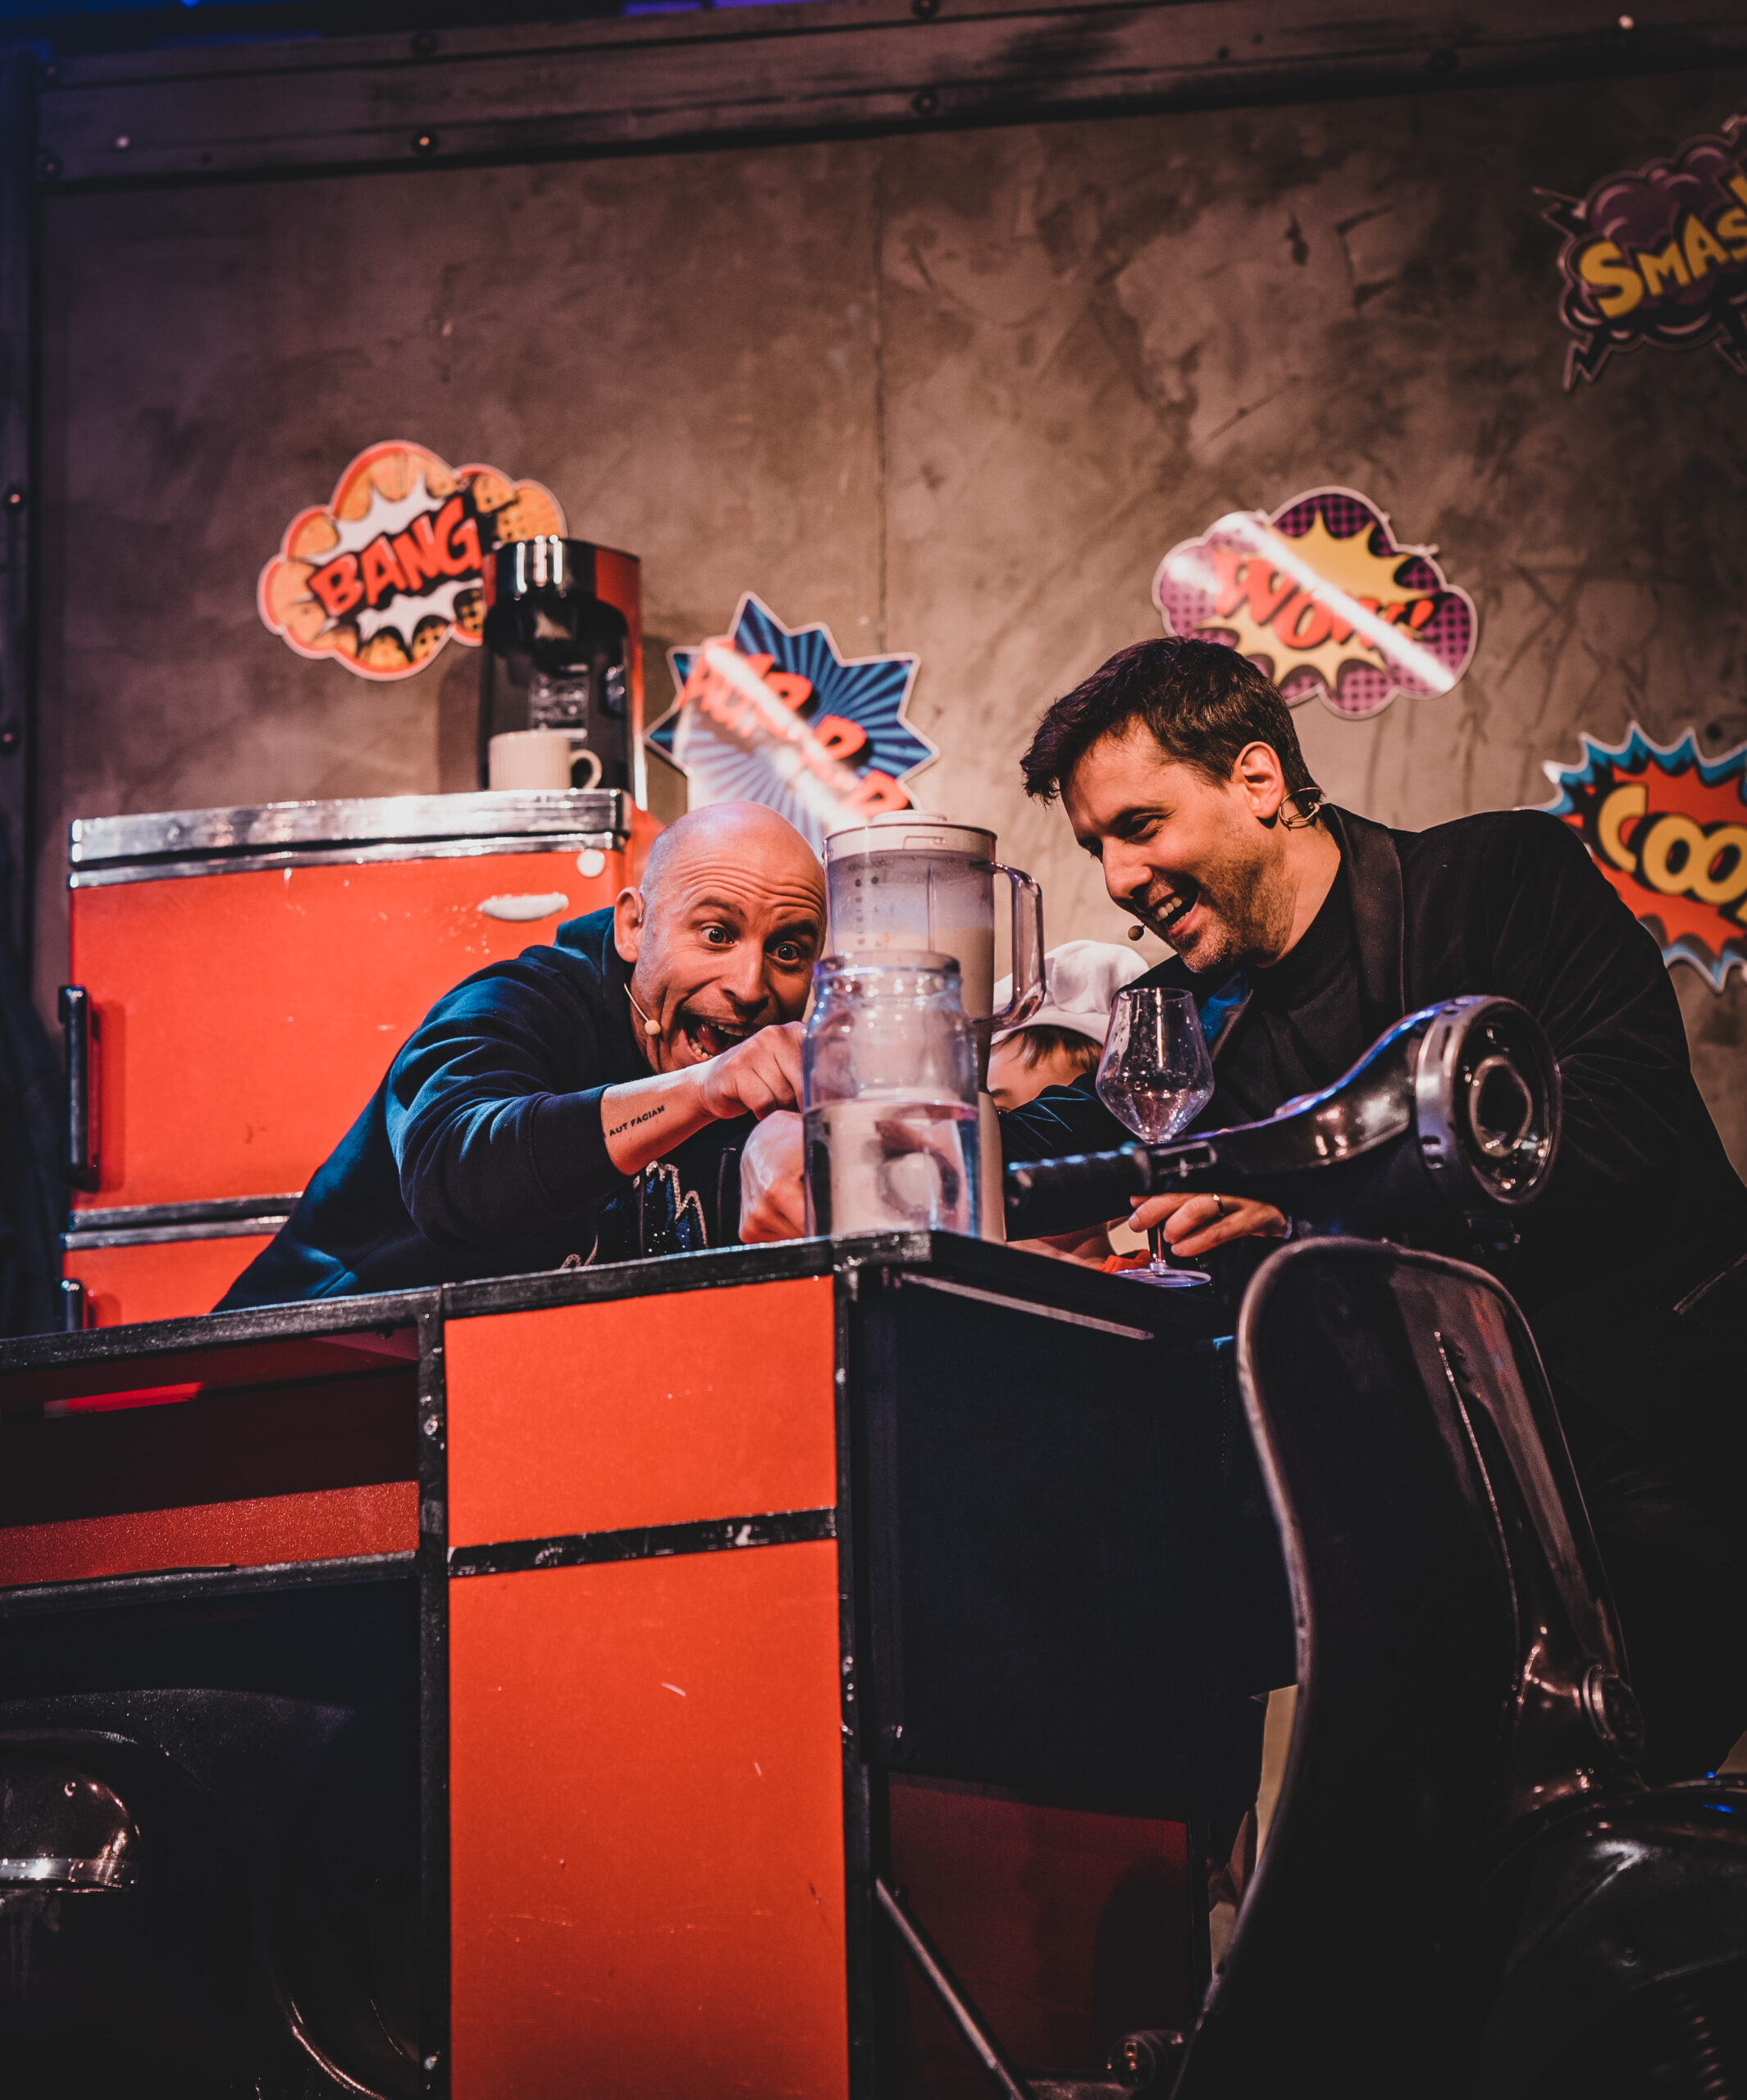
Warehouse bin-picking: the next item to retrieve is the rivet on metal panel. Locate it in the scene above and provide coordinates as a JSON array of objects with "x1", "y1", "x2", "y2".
[
  {"x1": 35, "y1": 154, "x2": 59, "y2": 182},
  {"x1": 2, "y1": 486, "x2": 23, "y2": 510},
  {"x1": 912, "y1": 88, "x2": 939, "y2": 116},
  {"x1": 911, "y1": 0, "x2": 940, "y2": 16},
  {"x1": 0, "y1": 725, "x2": 19, "y2": 757},
  {"x1": 114, "y1": 135, "x2": 130, "y2": 150},
  {"x1": 411, "y1": 131, "x2": 438, "y2": 155}
]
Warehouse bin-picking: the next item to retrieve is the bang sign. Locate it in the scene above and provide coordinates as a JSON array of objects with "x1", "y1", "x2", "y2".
[
  {"x1": 1543, "y1": 113, "x2": 1747, "y2": 386},
  {"x1": 1544, "y1": 724, "x2": 1747, "y2": 989},
  {"x1": 1152, "y1": 487, "x2": 1476, "y2": 719},
  {"x1": 258, "y1": 441, "x2": 564, "y2": 680}
]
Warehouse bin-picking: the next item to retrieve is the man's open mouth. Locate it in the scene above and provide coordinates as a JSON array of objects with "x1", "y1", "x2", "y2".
[
  {"x1": 678, "y1": 1011, "x2": 755, "y2": 1059},
  {"x1": 1149, "y1": 879, "x2": 1201, "y2": 936}
]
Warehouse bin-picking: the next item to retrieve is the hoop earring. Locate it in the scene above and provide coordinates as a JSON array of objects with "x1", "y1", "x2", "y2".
[{"x1": 1279, "y1": 788, "x2": 1325, "y2": 831}]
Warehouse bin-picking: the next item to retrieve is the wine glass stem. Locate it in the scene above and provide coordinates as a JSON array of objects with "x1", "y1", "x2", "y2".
[{"x1": 1148, "y1": 1224, "x2": 1174, "y2": 1276}]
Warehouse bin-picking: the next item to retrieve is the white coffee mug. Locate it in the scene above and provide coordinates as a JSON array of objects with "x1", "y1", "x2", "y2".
[{"x1": 488, "y1": 730, "x2": 604, "y2": 792}]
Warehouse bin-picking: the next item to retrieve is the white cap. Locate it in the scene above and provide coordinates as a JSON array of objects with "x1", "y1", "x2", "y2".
[{"x1": 992, "y1": 938, "x2": 1150, "y2": 1048}]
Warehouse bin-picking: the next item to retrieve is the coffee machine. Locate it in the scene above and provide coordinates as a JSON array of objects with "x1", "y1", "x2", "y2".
[
  {"x1": 823, "y1": 814, "x2": 1045, "y2": 1239},
  {"x1": 478, "y1": 537, "x2": 645, "y2": 797}
]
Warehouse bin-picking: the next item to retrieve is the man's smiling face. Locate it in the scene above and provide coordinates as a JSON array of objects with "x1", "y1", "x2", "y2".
[
  {"x1": 1062, "y1": 722, "x2": 1295, "y2": 975},
  {"x1": 614, "y1": 803, "x2": 826, "y2": 1073}
]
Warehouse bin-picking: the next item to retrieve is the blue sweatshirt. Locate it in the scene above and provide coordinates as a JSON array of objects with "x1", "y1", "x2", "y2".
[{"x1": 218, "y1": 908, "x2": 748, "y2": 1307}]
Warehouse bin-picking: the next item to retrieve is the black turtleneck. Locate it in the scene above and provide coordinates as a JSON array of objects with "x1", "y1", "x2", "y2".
[{"x1": 1203, "y1": 852, "x2": 1366, "y2": 1126}]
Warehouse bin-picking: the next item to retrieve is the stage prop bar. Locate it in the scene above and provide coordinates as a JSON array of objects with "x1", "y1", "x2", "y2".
[{"x1": 0, "y1": 1236, "x2": 1292, "y2": 2098}]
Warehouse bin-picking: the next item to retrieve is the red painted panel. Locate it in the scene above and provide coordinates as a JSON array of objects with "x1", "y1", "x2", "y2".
[
  {"x1": 0, "y1": 1479, "x2": 417, "y2": 1586},
  {"x1": 68, "y1": 844, "x2": 629, "y2": 1210},
  {"x1": 0, "y1": 1332, "x2": 418, "y2": 1417},
  {"x1": 64, "y1": 1233, "x2": 275, "y2": 1327},
  {"x1": 888, "y1": 1778, "x2": 1193, "y2": 2093},
  {"x1": 445, "y1": 1278, "x2": 836, "y2": 1548},
  {"x1": 449, "y1": 1541, "x2": 848, "y2": 2100}
]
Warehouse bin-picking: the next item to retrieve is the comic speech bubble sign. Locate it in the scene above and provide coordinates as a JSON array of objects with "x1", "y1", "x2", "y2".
[
  {"x1": 1544, "y1": 723, "x2": 1747, "y2": 990},
  {"x1": 648, "y1": 593, "x2": 937, "y2": 853},
  {"x1": 259, "y1": 441, "x2": 563, "y2": 680},
  {"x1": 1152, "y1": 486, "x2": 1476, "y2": 719},
  {"x1": 1541, "y1": 116, "x2": 1747, "y2": 387}
]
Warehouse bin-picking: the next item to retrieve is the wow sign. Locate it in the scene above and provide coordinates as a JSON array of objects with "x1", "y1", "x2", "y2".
[
  {"x1": 1152, "y1": 487, "x2": 1476, "y2": 719},
  {"x1": 1543, "y1": 724, "x2": 1747, "y2": 989},
  {"x1": 1542, "y1": 116, "x2": 1747, "y2": 386}
]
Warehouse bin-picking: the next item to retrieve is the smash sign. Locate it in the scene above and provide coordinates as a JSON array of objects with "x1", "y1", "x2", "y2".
[
  {"x1": 258, "y1": 441, "x2": 563, "y2": 678},
  {"x1": 1544, "y1": 724, "x2": 1747, "y2": 989},
  {"x1": 1152, "y1": 486, "x2": 1476, "y2": 719},
  {"x1": 1543, "y1": 114, "x2": 1747, "y2": 385}
]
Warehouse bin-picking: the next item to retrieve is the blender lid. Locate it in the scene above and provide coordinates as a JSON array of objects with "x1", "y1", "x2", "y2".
[{"x1": 823, "y1": 810, "x2": 995, "y2": 856}]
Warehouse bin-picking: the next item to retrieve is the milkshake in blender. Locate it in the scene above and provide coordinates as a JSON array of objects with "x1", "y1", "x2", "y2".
[{"x1": 823, "y1": 815, "x2": 1044, "y2": 1239}]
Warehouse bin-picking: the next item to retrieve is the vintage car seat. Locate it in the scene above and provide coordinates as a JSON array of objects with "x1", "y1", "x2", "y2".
[{"x1": 1170, "y1": 1237, "x2": 1747, "y2": 2098}]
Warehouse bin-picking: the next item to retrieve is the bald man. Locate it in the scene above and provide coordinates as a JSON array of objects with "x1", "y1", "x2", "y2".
[{"x1": 219, "y1": 802, "x2": 826, "y2": 1306}]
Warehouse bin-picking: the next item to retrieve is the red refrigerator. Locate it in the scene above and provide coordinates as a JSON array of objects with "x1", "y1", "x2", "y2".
[{"x1": 62, "y1": 788, "x2": 656, "y2": 1325}]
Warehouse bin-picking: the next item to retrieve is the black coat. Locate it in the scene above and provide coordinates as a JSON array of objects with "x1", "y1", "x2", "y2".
[{"x1": 1002, "y1": 806, "x2": 1747, "y2": 1460}]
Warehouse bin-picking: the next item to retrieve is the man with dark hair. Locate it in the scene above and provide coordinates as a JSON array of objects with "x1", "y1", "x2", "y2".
[
  {"x1": 1001, "y1": 634, "x2": 1747, "y2": 1781},
  {"x1": 1019, "y1": 633, "x2": 1323, "y2": 814},
  {"x1": 733, "y1": 632, "x2": 1747, "y2": 1772}
]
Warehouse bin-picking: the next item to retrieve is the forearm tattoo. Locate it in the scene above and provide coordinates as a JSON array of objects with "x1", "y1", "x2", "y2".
[{"x1": 607, "y1": 1102, "x2": 668, "y2": 1141}]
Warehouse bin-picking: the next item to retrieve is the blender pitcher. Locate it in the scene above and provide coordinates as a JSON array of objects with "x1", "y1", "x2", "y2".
[
  {"x1": 823, "y1": 814, "x2": 1044, "y2": 1240},
  {"x1": 802, "y1": 955, "x2": 980, "y2": 1238}
]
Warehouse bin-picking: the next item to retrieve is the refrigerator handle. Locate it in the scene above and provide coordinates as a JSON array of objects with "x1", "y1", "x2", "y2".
[{"x1": 58, "y1": 985, "x2": 101, "y2": 1190}]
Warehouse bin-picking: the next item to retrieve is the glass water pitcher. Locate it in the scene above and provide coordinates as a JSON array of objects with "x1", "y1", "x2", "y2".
[{"x1": 802, "y1": 956, "x2": 980, "y2": 1239}]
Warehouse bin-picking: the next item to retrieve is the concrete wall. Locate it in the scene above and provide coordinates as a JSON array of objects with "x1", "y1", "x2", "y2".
[{"x1": 35, "y1": 67, "x2": 1747, "y2": 1160}]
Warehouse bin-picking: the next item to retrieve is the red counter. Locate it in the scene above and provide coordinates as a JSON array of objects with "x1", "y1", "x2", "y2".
[{"x1": 0, "y1": 1235, "x2": 1289, "y2": 2096}]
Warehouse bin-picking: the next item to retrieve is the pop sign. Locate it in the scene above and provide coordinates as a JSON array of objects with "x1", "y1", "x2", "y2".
[
  {"x1": 649, "y1": 593, "x2": 937, "y2": 852},
  {"x1": 1543, "y1": 724, "x2": 1747, "y2": 989}
]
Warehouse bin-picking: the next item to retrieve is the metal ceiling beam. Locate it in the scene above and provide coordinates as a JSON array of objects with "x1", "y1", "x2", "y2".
[{"x1": 32, "y1": 0, "x2": 1747, "y2": 188}]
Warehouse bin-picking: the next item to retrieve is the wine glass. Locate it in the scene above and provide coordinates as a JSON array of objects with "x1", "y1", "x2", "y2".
[{"x1": 1096, "y1": 986, "x2": 1216, "y2": 1287}]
